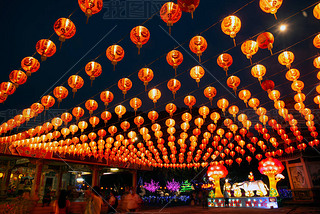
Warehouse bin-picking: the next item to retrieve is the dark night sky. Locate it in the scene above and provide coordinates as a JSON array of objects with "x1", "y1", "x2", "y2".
[{"x1": 0, "y1": 0, "x2": 320, "y2": 138}]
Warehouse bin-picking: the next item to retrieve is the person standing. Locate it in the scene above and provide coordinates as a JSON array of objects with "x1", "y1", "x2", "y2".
[
  {"x1": 52, "y1": 190, "x2": 70, "y2": 214},
  {"x1": 84, "y1": 187, "x2": 103, "y2": 214},
  {"x1": 224, "y1": 190, "x2": 229, "y2": 208},
  {"x1": 107, "y1": 190, "x2": 117, "y2": 214},
  {"x1": 126, "y1": 188, "x2": 142, "y2": 213}
]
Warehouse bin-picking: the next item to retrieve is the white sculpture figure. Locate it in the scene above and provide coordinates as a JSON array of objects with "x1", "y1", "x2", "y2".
[
  {"x1": 231, "y1": 180, "x2": 269, "y2": 197},
  {"x1": 223, "y1": 179, "x2": 232, "y2": 197}
]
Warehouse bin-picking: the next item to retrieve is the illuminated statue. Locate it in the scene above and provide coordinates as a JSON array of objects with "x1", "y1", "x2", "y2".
[
  {"x1": 248, "y1": 171, "x2": 255, "y2": 182},
  {"x1": 223, "y1": 179, "x2": 232, "y2": 197},
  {"x1": 231, "y1": 180, "x2": 269, "y2": 197}
]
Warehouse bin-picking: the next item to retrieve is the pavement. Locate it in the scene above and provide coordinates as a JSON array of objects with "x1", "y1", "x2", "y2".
[{"x1": 139, "y1": 205, "x2": 320, "y2": 214}]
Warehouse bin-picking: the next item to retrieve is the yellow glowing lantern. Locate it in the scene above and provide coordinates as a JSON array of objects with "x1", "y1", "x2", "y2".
[
  {"x1": 314, "y1": 56, "x2": 320, "y2": 69},
  {"x1": 184, "y1": 95, "x2": 196, "y2": 110},
  {"x1": 241, "y1": 40, "x2": 258, "y2": 64},
  {"x1": 189, "y1": 36, "x2": 207, "y2": 62},
  {"x1": 313, "y1": 3, "x2": 320, "y2": 19},
  {"x1": 130, "y1": 97, "x2": 142, "y2": 115},
  {"x1": 291, "y1": 80, "x2": 304, "y2": 93},
  {"x1": 259, "y1": 0, "x2": 283, "y2": 19},
  {"x1": 199, "y1": 106, "x2": 210, "y2": 119},
  {"x1": 190, "y1": 66, "x2": 205, "y2": 87},
  {"x1": 115, "y1": 105, "x2": 126, "y2": 119},
  {"x1": 166, "y1": 103, "x2": 177, "y2": 117},
  {"x1": 221, "y1": 15, "x2": 241, "y2": 46},
  {"x1": 167, "y1": 78, "x2": 181, "y2": 99},
  {"x1": 248, "y1": 98, "x2": 260, "y2": 110},
  {"x1": 313, "y1": 33, "x2": 320, "y2": 48},
  {"x1": 286, "y1": 69, "x2": 300, "y2": 81},
  {"x1": 217, "y1": 98, "x2": 229, "y2": 114},
  {"x1": 278, "y1": 51, "x2": 294, "y2": 69},
  {"x1": 227, "y1": 75, "x2": 240, "y2": 94},
  {"x1": 148, "y1": 88, "x2": 161, "y2": 105},
  {"x1": 204, "y1": 86, "x2": 217, "y2": 105},
  {"x1": 228, "y1": 105, "x2": 239, "y2": 120},
  {"x1": 251, "y1": 64, "x2": 266, "y2": 83},
  {"x1": 238, "y1": 89, "x2": 251, "y2": 107}
]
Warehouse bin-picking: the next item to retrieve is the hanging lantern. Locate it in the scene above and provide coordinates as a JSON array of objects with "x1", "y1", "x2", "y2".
[
  {"x1": 54, "y1": 18, "x2": 76, "y2": 48},
  {"x1": 41, "y1": 95, "x2": 55, "y2": 110},
  {"x1": 199, "y1": 106, "x2": 210, "y2": 119},
  {"x1": 22, "y1": 108, "x2": 35, "y2": 122},
  {"x1": 9, "y1": 70, "x2": 27, "y2": 88},
  {"x1": 261, "y1": 80, "x2": 275, "y2": 93},
  {"x1": 21, "y1": 57, "x2": 40, "y2": 76},
  {"x1": 53, "y1": 86, "x2": 69, "y2": 107},
  {"x1": 51, "y1": 117, "x2": 63, "y2": 130},
  {"x1": 248, "y1": 98, "x2": 260, "y2": 110},
  {"x1": 251, "y1": 64, "x2": 266, "y2": 84},
  {"x1": 68, "y1": 75, "x2": 84, "y2": 97},
  {"x1": 160, "y1": 2, "x2": 182, "y2": 34},
  {"x1": 118, "y1": 78, "x2": 132, "y2": 99},
  {"x1": 130, "y1": 26, "x2": 150, "y2": 54},
  {"x1": 184, "y1": 95, "x2": 196, "y2": 110},
  {"x1": 61, "y1": 112, "x2": 73, "y2": 126},
  {"x1": 182, "y1": 112, "x2": 192, "y2": 123},
  {"x1": 89, "y1": 116, "x2": 100, "y2": 128},
  {"x1": 101, "y1": 111, "x2": 112, "y2": 124},
  {"x1": 85, "y1": 99, "x2": 98, "y2": 115},
  {"x1": 204, "y1": 86, "x2": 217, "y2": 105},
  {"x1": 167, "y1": 50, "x2": 183, "y2": 76},
  {"x1": 291, "y1": 80, "x2": 304, "y2": 93},
  {"x1": 189, "y1": 36, "x2": 207, "y2": 62},
  {"x1": 31, "y1": 103, "x2": 44, "y2": 117},
  {"x1": 36, "y1": 39, "x2": 56, "y2": 61},
  {"x1": 285, "y1": 69, "x2": 300, "y2": 81},
  {"x1": 78, "y1": 121, "x2": 88, "y2": 133},
  {"x1": 130, "y1": 97, "x2": 142, "y2": 114},
  {"x1": 228, "y1": 105, "x2": 239, "y2": 120},
  {"x1": 190, "y1": 66, "x2": 205, "y2": 87},
  {"x1": 106, "y1": 45, "x2": 125, "y2": 70},
  {"x1": 134, "y1": 116, "x2": 144, "y2": 128},
  {"x1": 166, "y1": 103, "x2": 177, "y2": 117},
  {"x1": 138, "y1": 68, "x2": 154, "y2": 91},
  {"x1": 78, "y1": 0, "x2": 103, "y2": 23},
  {"x1": 241, "y1": 40, "x2": 258, "y2": 64},
  {"x1": 177, "y1": 0, "x2": 200, "y2": 19},
  {"x1": 256, "y1": 32, "x2": 274, "y2": 54},
  {"x1": 227, "y1": 75, "x2": 240, "y2": 95},
  {"x1": 100, "y1": 91, "x2": 114, "y2": 108},
  {"x1": 148, "y1": 111, "x2": 159, "y2": 123},
  {"x1": 0, "y1": 82, "x2": 16, "y2": 97},
  {"x1": 85, "y1": 61, "x2": 102, "y2": 85},
  {"x1": 148, "y1": 89, "x2": 161, "y2": 106},
  {"x1": 217, "y1": 53, "x2": 233, "y2": 76},
  {"x1": 314, "y1": 56, "x2": 320, "y2": 69},
  {"x1": 278, "y1": 51, "x2": 294, "y2": 69},
  {"x1": 72, "y1": 107, "x2": 84, "y2": 121},
  {"x1": 221, "y1": 15, "x2": 241, "y2": 46},
  {"x1": 217, "y1": 98, "x2": 229, "y2": 114},
  {"x1": 259, "y1": 0, "x2": 283, "y2": 19},
  {"x1": 115, "y1": 105, "x2": 126, "y2": 119},
  {"x1": 313, "y1": 33, "x2": 320, "y2": 48},
  {"x1": 167, "y1": 79, "x2": 181, "y2": 99}
]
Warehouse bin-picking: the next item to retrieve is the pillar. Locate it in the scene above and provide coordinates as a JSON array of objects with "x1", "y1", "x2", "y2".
[
  {"x1": 0, "y1": 161, "x2": 13, "y2": 198},
  {"x1": 31, "y1": 160, "x2": 43, "y2": 200},
  {"x1": 55, "y1": 170, "x2": 63, "y2": 197},
  {"x1": 91, "y1": 166, "x2": 100, "y2": 187},
  {"x1": 131, "y1": 170, "x2": 137, "y2": 190}
]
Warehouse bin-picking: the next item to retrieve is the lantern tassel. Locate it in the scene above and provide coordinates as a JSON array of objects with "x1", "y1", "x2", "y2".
[
  {"x1": 173, "y1": 93, "x2": 176, "y2": 100},
  {"x1": 197, "y1": 82, "x2": 199, "y2": 88},
  {"x1": 210, "y1": 99, "x2": 213, "y2": 106},
  {"x1": 113, "y1": 64, "x2": 115, "y2": 71},
  {"x1": 269, "y1": 49, "x2": 273, "y2": 55},
  {"x1": 249, "y1": 58, "x2": 252, "y2": 65},
  {"x1": 138, "y1": 47, "x2": 141, "y2": 55},
  {"x1": 198, "y1": 55, "x2": 201, "y2": 63},
  {"x1": 154, "y1": 103, "x2": 156, "y2": 109},
  {"x1": 60, "y1": 41, "x2": 63, "y2": 50},
  {"x1": 174, "y1": 68, "x2": 177, "y2": 77},
  {"x1": 233, "y1": 38, "x2": 236, "y2": 47},
  {"x1": 191, "y1": 12, "x2": 194, "y2": 19},
  {"x1": 273, "y1": 13, "x2": 277, "y2": 20},
  {"x1": 73, "y1": 92, "x2": 75, "y2": 99},
  {"x1": 86, "y1": 16, "x2": 89, "y2": 24},
  {"x1": 58, "y1": 102, "x2": 60, "y2": 108}
]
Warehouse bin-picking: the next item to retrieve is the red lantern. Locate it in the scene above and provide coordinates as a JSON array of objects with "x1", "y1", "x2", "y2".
[
  {"x1": 100, "y1": 91, "x2": 114, "y2": 108},
  {"x1": 221, "y1": 15, "x2": 241, "y2": 46},
  {"x1": 21, "y1": 57, "x2": 40, "y2": 76},
  {"x1": 68, "y1": 75, "x2": 84, "y2": 97},
  {"x1": 160, "y1": 2, "x2": 182, "y2": 34},
  {"x1": 106, "y1": 45, "x2": 125, "y2": 70},
  {"x1": 9, "y1": 70, "x2": 27, "y2": 87},
  {"x1": 36, "y1": 39, "x2": 56, "y2": 61},
  {"x1": 167, "y1": 50, "x2": 183, "y2": 75},
  {"x1": 259, "y1": 0, "x2": 283, "y2": 19},
  {"x1": 261, "y1": 80, "x2": 275, "y2": 93},
  {"x1": 85, "y1": 99, "x2": 98, "y2": 115},
  {"x1": 54, "y1": 18, "x2": 76, "y2": 47},
  {"x1": 184, "y1": 95, "x2": 196, "y2": 110},
  {"x1": 41, "y1": 95, "x2": 55, "y2": 110},
  {"x1": 241, "y1": 40, "x2": 258, "y2": 64},
  {"x1": 177, "y1": 0, "x2": 200, "y2": 18},
  {"x1": 101, "y1": 111, "x2": 112, "y2": 124},
  {"x1": 53, "y1": 86, "x2": 68, "y2": 106},
  {"x1": 167, "y1": 79, "x2": 181, "y2": 99},
  {"x1": 189, "y1": 36, "x2": 207, "y2": 62},
  {"x1": 85, "y1": 61, "x2": 102, "y2": 84},
  {"x1": 138, "y1": 68, "x2": 154, "y2": 90},
  {"x1": 204, "y1": 86, "x2": 217, "y2": 105},
  {"x1": 78, "y1": 0, "x2": 103, "y2": 23},
  {"x1": 130, "y1": 26, "x2": 150, "y2": 54},
  {"x1": 256, "y1": 32, "x2": 274, "y2": 54},
  {"x1": 72, "y1": 107, "x2": 84, "y2": 121},
  {"x1": 118, "y1": 78, "x2": 132, "y2": 99},
  {"x1": 217, "y1": 53, "x2": 233, "y2": 76}
]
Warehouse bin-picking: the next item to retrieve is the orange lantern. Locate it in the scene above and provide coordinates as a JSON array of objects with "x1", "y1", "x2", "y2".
[
  {"x1": 36, "y1": 39, "x2": 56, "y2": 61},
  {"x1": 53, "y1": 86, "x2": 69, "y2": 107},
  {"x1": 9, "y1": 70, "x2": 27, "y2": 87},
  {"x1": 0, "y1": 82, "x2": 16, "y2": 96},
  {"x1": 85, "y1": 99, "x2": 98, "y2": 115},
  {"x1": 41, "y1": 95, "x2": 55, "y2": 110},
  {"x1": 204, "y1": 86, "x2": 217, "y2": 105},
  {"x1": 54, "y1": 18, "x2": 76, "y2": 47},
  {"x1": 21, "y1": 57, "x2": 40, "y2": 76},
  {"x1": 227, "y1": 75, "x2": 240, "y2": 94},
  {"x1": 268, "y1": 90, "x2": 280, "y2": 101},
  {"x1": 314, "y1": 56, "x2": 320, "y2": 69},
  {"x1": 167, "y1": 78, "x2": 181, "y2": 99},
  {"x1": 189, "y1": 36, "x2": 207, "y2": 62},
  {"x1": 314, "y1": 3, "x2": 320, "y2": 19},
  {"x1": 228, "y1": 105, "x2": 239, "y2": 120},
  {"x1": 286, "y1": 69, "x2": 300, "y2": 81},
  {"x1": 199, "y1": 106, "x2": 210, "y2": 119},
  {"x1": 256, "y1": 32, "x2": 274, "y2": 54},
  {"x1": 130, "y1": 26, "x2": 150, "y2": 54},
  {"x1": 106, "y1": 45, "x2": 125, "y2": 70},
  {"x1": 241, "y1": 40, "x2": 258, "y2": 64},
  {"x1": 22, "y1": 108, "x2": 35, "y2": 122},
  {"x1": 166, "y1": 103, "x2": 177, "y2": 117},
  {"x1": 134, "y1": 116, "x2": 144, "y2": 128},
  {"x1": 101, "y1": 111, "x2": 112, "y2": 124},
  {"x1": 89, "y1": 116, "x2": 100, "y2": 128},
  {"x1": 115, "y1": 105, "x2": 126, "y2": 119},
  {"x1": 130, "y1": 97, "x2": 142, "y2": 114},
  {"x1": 118, "y1": 78, "x2": 132, "y2": 99},
  {"x1": 100, "y1": 91, "x2": 114, "y2": 108},
  {"x1": 278, "y1": 51, "x2": 294, "y2": 69},
  {"x1": 217, "y1": 53, "x2": 233, "y2": 76},
  {"x1": 85, "y1": 61, "x2": 102, "y2": 84},
  {"x1": 291, "y1": 80, "x2": 304, "y2": 93},
  {"x1": 182, "y1": 112, "x2": 192, "y2": 123},
  {"x1": 120, "y1": 121, "x2": 130, "y2": 132},
  {"x1": 221, "y1": 15, "x2": 241, "y2": 46},
  {"x1": 148, "y1": 111, "x2": 159, "y2": 123},
  {"x1": 51, "y1": 117, "x2": 63, "y2": 130},
  {"x1": 160, "y1": 2, "x2": 182, "y2": 34},
  {"x1": 68, "y1": 75, "x2": 84, "y2": 97},
  {"x1": 148, "y1": 88, "x2": 161, "y2": 105},
  {"x1": 184, "y1": 95, "x2": 196, "y2": 110},
  {"x1": 177, "y1": 0, "x2": 200, "y2": 19},
  {"x1": 190, "y1": 66, "x2": 205, "y2": 87},
  {"x1": 78, "y1": 0, "x2": 103, "y2": 23},
  {"x1": 313, "y1": 33, "x2": 320, "y2": 48},
  {"x1": 248, "y1": 98, "x2": 260, "y2": 110},
  {"x1": 217, "y1": 98, "x2": 229, "y2": 114},
  {"x1": 72, "y1": 107, "x2": 84, "y2": 121},
  {"x1": 260, "y1": 0, "x2": 283, "y2": 19},
  {"x1": 61, "y1": 112, "x2": 73, "y2": 126},
  {"x1": 251, "y1": 64, "x2": 266, "y2": 83},
  {"x1": 138, "y1": 68, "x2": 154, "y2": 91},
  {"x1": 78, "y1": 121, "x2": 88, "y2": 132},
  {"x1": 167, "y1": 50, "x2": 183, "y2": 76}
]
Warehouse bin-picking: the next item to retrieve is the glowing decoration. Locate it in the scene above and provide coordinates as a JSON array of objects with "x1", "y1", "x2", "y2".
[
  {"x1": 251, "y1": 64, "x2": 266, "y2": 84},
  {"x1": 54, "y1": 18, "x2": 76, "y2": 48},
  {"x1": 231, "y1": 179, "x2": 268, "y2": 197},
  {"x1": 177, "y1": 0, "x2": 200, "y2": 18},
  {"x1": 106, "y1": 45, "x2": 125, "y2": 70},
  {"x1": 184, "y1": 95, "x2": 196, "y2": 110},
  {"x1": 101, "y1": 111, "x2": 112, "y2": 124},
  {"x1": 221, "y1": 15, "x2": 241, "y2": 46},
  {"x1": 207, "y1": 163, "x2": 228, "y2": 198},
  {"x1": 130, "y1": 26, "x2": 150, "y2": 54},
  {"x1": 217, "y1": 53, "x2": 233, "y2": 76},
  {"x1": 160, "y1": 2, "x2": 182, "y2": 34},
  {"x1": 36, "y1": 39, "x2": 56, "y2": 61},
  {"x1": 291, "y1": 80, "x2": 304, "y2": 93},
  {"x1": 138, "y1": 68, "x2": 154, "y2": 90},
  {"x1": 241, "y1": 40, "x2": 258, "y2": 64},
  {"x1": 217, "y1": 98, "x2": 229, "y2": 114},
  {"x1": 248, "y1": 98, "x2": 260, "y2": 110},
  {"x1": 9, "y1": 70, "x2": 27, "y2": 87},
  {"x1": 167, "y1": 50, "x2": 183, "y2": 75},
  {"x1": 261, "y1": 80, "x2": 275, "y2": 93},
  {"x1": 199, "y1": 106, "x2": 210, "y2": 119},
  {"x1": 78, "y1": 121, "x2": 88, "y2": 133},
  {"x1": 228, "y1": 105, "x2": 239, "y2": 120},
  {"x1": 22, "y1": 108, "x2": 35, "y2": 122},
  {"x1": 227, "y1": 75, "x2": 240, "y2": 94},
  {"x1": 166, "y1": 103, "x2": 177, "y2": 117},
  {"x1": 204, "y1": 86, "x2": 217, "y2": 105},
  {"x1": 134, "y1": 116, "x2": 144, "y2": 128},
  {"x1": 259, "y1": 0, "x2": 283, "y2": 19},
  {"x1": 189, "y1": 36, "x2": 207, "y2": 62},
  {"x1": 51, "y1": 117, "x2": 63, "y2": 130},
  {"x1": 0, "y1": 82, "x2": 16, "y2": 96},
  {"x1": 41, "y1": 95, "x2": 55, "y2": 110},
  {"x1": 286, "y1": 69, "x2": 300, "y2": 82},
  {"x1": 167, "y1": 78, "x2": 181, "y2": 99},
  {"x1": 21, "y1": 57, "x2": 40, "y2": 76},
  {"x1": 313, "y1": 34, "x2": 320, "y2": 48},
  {"x1": 258, "y1": 157, "x2": 285, "y2": 197},
  {"x1": 278, "y1": 51, "x2": 294, "y2": 69},
  {"x1": 115, "y1": 105, "x2": 126, "y2": 119},
  {"x1": 100, "y1": 91, "x2": 114, "y2": 108},
  {"x1": 85, "y1": 99, "x2": 98, "y2": 115},
  {"x1": 78, "y1": 0, "x2": 103, "y2": 23},
  {"x1": 190, "y1": 66, "x2": 205, "y2": 87},
  {"x1": 148, "y1": 88, "x2": 161, "y2": 105},
  {"x1": 180, "y1": 180, "x2": 194, "y2": 192},
  {"x1": 61, "y1": 112, "x2": 72, "y2": 126},
  {"x1": 118, "y1": 78, "x2": 132, "y2": 99},
  {"x1": 314, "y1": 56, "x2": 320, "y2": 68},
  {"x1": 314, "y1": 3, "x2": 320, "y2": 19},
  {"x1": 72, "y1": 107, "x2": 84, "y2": 121},
  {"x1": 68, "y1": 75, "x2": 84, "y2": 97},
  {"x1": 144, "y1": 179, "x2": 160, "y2": 192},
  {"x1": 130, "y1": 97, "x2": 142, "y2": 114},
  {"x1": 85, "y1": 61, "x2": 102, "y2": 85},
  {"x1": 53, "y1": 86, "x2": 68, "y2": 106}
]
